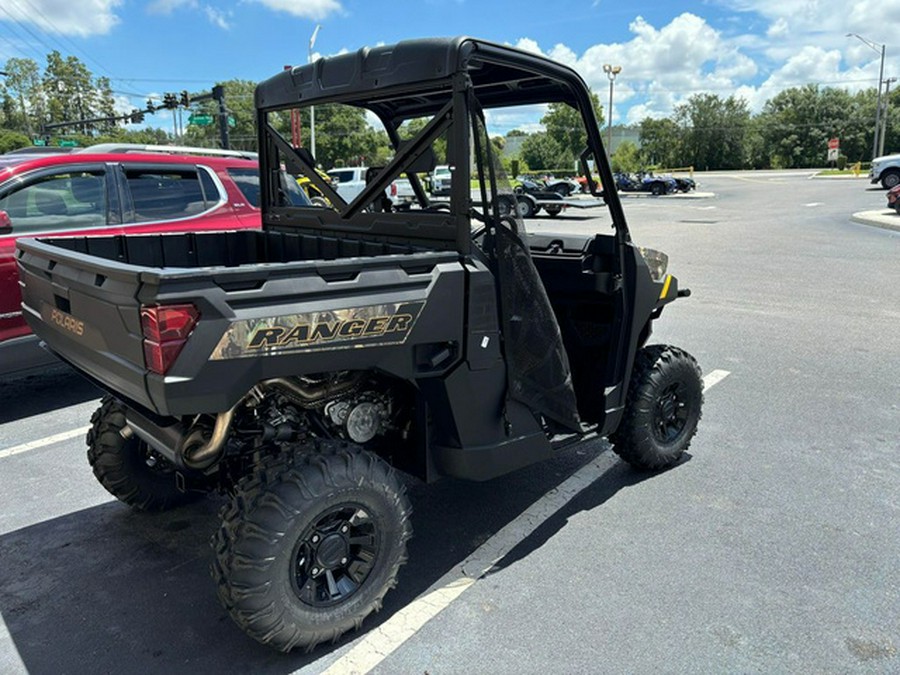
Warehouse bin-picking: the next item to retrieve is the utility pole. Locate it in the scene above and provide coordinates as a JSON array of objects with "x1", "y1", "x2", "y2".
[
  {"x1": 879, "y1": 77, "x2": 896, "y2": 158},
  {"x1": 213, "y1": 84, "x2": 229, "y2": 150}
]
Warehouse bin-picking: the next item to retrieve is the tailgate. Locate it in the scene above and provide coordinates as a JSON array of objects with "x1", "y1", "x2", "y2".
[{"x1": 16, "y1": 238, "x2": 151, "y2": 407}]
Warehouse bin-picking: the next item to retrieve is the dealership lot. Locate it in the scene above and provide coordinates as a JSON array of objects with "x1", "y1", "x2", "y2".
[{"x1": 0, "y1": 172, "x2": 897, "y2": 673}]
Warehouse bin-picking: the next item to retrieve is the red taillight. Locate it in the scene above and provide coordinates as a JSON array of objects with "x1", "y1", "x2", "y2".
[
  {"x1": 140, "y1": 304, "x2": 199, "y2": 375},
  {"x1": 390, "y1": 183, "x2": 398, "y2": 197}
]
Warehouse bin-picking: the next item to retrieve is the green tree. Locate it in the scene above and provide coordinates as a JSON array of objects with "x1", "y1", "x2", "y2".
[
  {"x1": 398, "y1": 116, "x2": 446, "y2": 163},
  {"x1": 314, "y1": 104, "x2": 384, "y2": 168},
  {"x1": 611, "y1": 140, "x2": 641, "y2": 173},
  {"x1": 541, "y1": 92, "x2": 604, "y2": 164},
  {"x1": 520, "y1": 132, "x2": 569, "y2": 170},
  {"x1": 0, "y1": 129, "x2": 31, "y2": 153},
  {"x1": 43, "y1": 51, "x2": 92, "y2": 131},
  {"x1": 674, "y1": 93, "x2": 750, "y2": 170},
  {"x1": 3, "y1": 57, "x2": 43, "y2": 136},
  {"x1": 638, "y1": 117, "x2": 682, "y2": 168},
  {"x1": 756, "y1": 85, "x2": 866, "y2": 168},
  {"x1": 882, "y1": 87, "x2": 900, "y2": 157}
]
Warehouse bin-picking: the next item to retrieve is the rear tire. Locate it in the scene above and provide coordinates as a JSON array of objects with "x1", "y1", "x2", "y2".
[
  {"x1": 651, "y1": 182, "x2": 665, "y2": 196},
  {"x1": 516, "y1": 196, "x2": 535, "y2": 218},
  {"x1": 211, "y1": 442, "x2": 412, "y2": 652},
  {"x1": 87, "y1": 396, "x2": 200, "y2": 511},
  {"x1": 882, "y1": 170, "x2": 900, "y2": 190},
  {"x1": 545, "y1": 204, "x2": 563, "y2": 217},
  {"x1": 610, "y1": 345, "x2": 703, "y2": 470}
]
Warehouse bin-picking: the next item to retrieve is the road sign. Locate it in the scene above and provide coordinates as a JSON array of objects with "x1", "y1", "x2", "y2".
[
  {"x1": 189, "y1": 114, "x2": 213, "y2": 126},
  {"x1": 58, "y1": 140, "x2": 78, "y2": 147},
  {"x1": 227, "y1": 115, "x2": 236, "y2": 128},
  {"x1": 828, "y1": 138, "x2": 840, "y2": 150},
  {"x1": 32, "y1": 139, "x2": 46, "y2": 146},
  {"x1": 827, "y1": 148, "x2": 839, "y2": 162}
]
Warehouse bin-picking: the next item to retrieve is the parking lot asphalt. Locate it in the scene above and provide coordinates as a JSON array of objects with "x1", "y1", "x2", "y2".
[{"x1": 0, "y1": 171, "x2": 897, "y2": 674}]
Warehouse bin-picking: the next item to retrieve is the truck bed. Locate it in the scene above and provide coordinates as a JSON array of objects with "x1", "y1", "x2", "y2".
[{"x1": 17, "y1": 230, "x2": 464, "y2": 417}]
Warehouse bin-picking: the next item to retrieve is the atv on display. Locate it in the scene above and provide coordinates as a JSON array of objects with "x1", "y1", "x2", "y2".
[{"x1": 17, "y1": 36, "x2": 703, "y2": 653}]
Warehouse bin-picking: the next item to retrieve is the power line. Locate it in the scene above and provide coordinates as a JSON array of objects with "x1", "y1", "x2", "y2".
[
  {"x1": 8, "y1": 0, "x2": 115, "y2": 82},
  {"x1": 0, "y1": 4, "x2": 68, "y2": 66}
]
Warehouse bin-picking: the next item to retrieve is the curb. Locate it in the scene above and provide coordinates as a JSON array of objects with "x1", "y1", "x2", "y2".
[
  {"x1": 619, "y1": 191, "x2": 715, "y2": 200},
  {"x1": 850, "y1": 210, "x2": 900, "y2": 233}
]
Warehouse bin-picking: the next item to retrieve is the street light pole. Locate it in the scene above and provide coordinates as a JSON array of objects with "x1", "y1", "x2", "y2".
[
  {"x1": 602, "y1": 64, "x2": 621, "y2": 158},
  {"x1": 880, "y1": 77, "x2": 896, "y2": 157},
  {"x1": 847, "y1": 33, "x2": 885, "y2": 161},
  {"x1": 309, "y1": 24, "x2": 321, "y2": 162}
]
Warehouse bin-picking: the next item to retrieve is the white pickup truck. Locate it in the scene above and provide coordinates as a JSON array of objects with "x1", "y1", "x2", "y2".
[
  {"x1": 870, "y1": 153, "x2": 900, "y2": 189},
  {"x1": 327, "y1": 167, "x2": 416, "y2": 206}
]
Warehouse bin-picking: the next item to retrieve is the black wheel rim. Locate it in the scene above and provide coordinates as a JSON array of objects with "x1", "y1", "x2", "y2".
[
  {"x1": 652, "y1": 382, "x2": 690, "y2": 445},
  {"x1": 291, "y1": 504, "x2": 380, "y2": 608}
]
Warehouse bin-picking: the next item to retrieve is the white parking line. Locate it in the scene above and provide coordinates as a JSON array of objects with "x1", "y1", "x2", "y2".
[
  {"x1": 702, "y1": 369, "x2": 731, "y2": 391},
  {"x1": 0, "y1": 426, "x2": 89, "y2": 460},
  {"x1": 316, "y1": 368, "x2": 733, "y2": 674}
]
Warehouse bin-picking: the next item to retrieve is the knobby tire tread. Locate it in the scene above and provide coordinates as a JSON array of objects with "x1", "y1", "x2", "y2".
[{"x1": 211, "y1": 441, "x2": 412, "y2": 652}]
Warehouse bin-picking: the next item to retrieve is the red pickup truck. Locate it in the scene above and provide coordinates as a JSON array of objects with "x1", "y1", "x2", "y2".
[{"x1": 0, "y1": 145, "x2": 308, "y2": 375}]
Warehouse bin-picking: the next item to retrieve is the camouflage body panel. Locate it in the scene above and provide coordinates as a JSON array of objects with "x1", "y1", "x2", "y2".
[{"x1": 210, "y1": 301, "x2": 425, "y2": 360}]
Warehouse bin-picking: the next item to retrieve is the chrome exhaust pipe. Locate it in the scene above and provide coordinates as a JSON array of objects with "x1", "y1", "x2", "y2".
[{"x1": 181, "y1": 405, "x2": 239, "y2": 470}]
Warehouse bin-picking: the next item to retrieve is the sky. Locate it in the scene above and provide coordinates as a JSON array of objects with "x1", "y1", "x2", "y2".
[{"x1": 1, "y1": 0, "x2": 899, "y2": 136}]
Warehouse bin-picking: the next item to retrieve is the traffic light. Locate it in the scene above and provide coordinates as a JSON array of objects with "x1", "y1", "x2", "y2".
[
  {"x1": 146, "y1": 99, "x2": 156, "y2": 113},
  {"x1": 129, "y1": 109, "x2": 145, "y2": 124},
  {"x1": 163, "y1": 93, "x2": 178, "y2": 109},
  {"x1": 180, "y1": 90, "x2": 190, "y2": 107}
]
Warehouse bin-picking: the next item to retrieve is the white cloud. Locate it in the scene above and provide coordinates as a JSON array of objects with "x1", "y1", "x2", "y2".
[
  {"x1": 147, "y1": 0, "x2": 232, "y2": 30},
  {"x1": 724, "y1": 0, "x2": 900, "y2": 47},
  {"x1": 248, "y1": 0, "x2": 343, "y2": 21},
  {"x1": 506, "y1": 5, "x2": 900, "y2": 128},
  {"x1": 203, "y1": 6, "x2": 231, "y2": 29},
  {"x1": 0, "y1": 0, "x2": 120, "y2": 37},
  {"x1": 484, "y1": 104, "x2": 549, "y2": 135},
  {"x1": 147, "y1": 0, "x2": 192, "y2": 12}
]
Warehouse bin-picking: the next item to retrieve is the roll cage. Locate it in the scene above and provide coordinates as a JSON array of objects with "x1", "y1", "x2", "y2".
[{"x1": 254, "y1": 36, "x2": 630, "y2": 252}]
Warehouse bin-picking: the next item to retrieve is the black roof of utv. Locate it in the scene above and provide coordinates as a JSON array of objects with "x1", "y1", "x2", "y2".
[{"x1": 255, "y1": 36, "x2": 588, "y2": 122}]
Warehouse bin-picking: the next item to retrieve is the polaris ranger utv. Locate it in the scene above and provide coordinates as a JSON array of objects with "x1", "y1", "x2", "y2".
[{"x1": 16, "y1": 37, "x2": 703, "y2": 652}]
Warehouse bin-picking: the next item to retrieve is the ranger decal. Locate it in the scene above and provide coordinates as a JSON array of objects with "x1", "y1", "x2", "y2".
[{"x1": 210, "y1": 301, "x2": 425, "y2": 360}]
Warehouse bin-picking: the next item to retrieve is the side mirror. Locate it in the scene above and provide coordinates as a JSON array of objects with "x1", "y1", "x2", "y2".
[{"x1": 0, "y1": 210, "x2": 11, "y2": 234}]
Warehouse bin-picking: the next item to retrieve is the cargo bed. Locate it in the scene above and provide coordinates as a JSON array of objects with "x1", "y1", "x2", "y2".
[{"x1": 17, "y1": 230, "x2": 463, "y2": 417}]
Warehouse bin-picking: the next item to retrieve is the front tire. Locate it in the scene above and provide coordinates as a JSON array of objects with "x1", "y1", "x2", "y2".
[
  {"x1": 87, "y1": 396, "x2": 200, "y2": 511},
  {"x1": 211, "y1": 442, "x2": 412, "y2": 652},
  {"x1": 882, "y1": 170, "x2": 900, "y2": 190},
  {"x1": 610, "y1": 345, "x2": 703, "y2": 470}
]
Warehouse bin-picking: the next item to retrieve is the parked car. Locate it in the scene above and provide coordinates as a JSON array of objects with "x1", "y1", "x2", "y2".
[
  {"x1": 296, "y1": 167, "x2": 335, "y2": 207},
  {"x1": 670, "y1": 175, "x2": 696, "y2": 192},
  {"x1": 543, "y1": 175, "x2": 582, "y2": 196},
  {"x1": 614, "y1": 171, "x2": 675, "y2": 196},
  {"x1": 0, "y1": 145, "x2": 307, "y2": 376},
  {"x1": 326, "y1": 166, "x2": 415, "y2": 208},
  {"x1": 869, "y1": 152, "x2": 900, "y2": 189},
  {"x1": 887, "y1": 184, "x2": 900, "y2": 213},
  {"x1": 430, "y1": 164, "x2": 452, "y2": 195}
]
